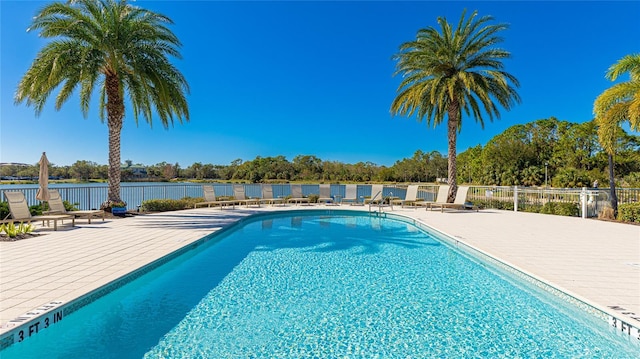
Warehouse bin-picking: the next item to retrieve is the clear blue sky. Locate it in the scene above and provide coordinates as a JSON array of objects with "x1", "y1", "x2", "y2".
[{"x1": 1, "y1": 1, "x2": 638, "y2": 167}]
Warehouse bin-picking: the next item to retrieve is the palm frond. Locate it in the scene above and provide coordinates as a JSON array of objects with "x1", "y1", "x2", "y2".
[
  {"x1": 606, "y1": 53, "x2": 640, "y2": 81},
  {"x1": 391, "y1": 9, "x2": 519, "y2": 130},
  {"x1": 15, "y1": 0, "x2": 190, "y2": 128},
  {"x1": 594, "y1": 54, "x2": 640, "y2": 154}
]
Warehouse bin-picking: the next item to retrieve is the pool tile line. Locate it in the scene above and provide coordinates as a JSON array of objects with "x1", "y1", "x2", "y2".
[
  {"x1": 0, "y1": 301, "x2": 64, "y2": 350},
  {"x1": 394, "y1": 214, "x2": 640, "y2": 342}
]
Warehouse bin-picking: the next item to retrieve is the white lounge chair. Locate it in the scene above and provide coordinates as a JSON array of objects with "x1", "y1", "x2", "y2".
[
  {"x1": 430, "y1": 186, "x2": 479, "y2": 212},
  {"x1": 194, "y1": 185, "x2": 236, "y2": 209},
  {"x1": 3, "y1": 191, "x2": 75, "y2": 230},
  {"x1": 341, "y1": 184, "x2": 362, "y2": 205},
  {"x1": 287, "y1": 184, "x2": 310, "y2": 205},
  {"x1": 233, "y1": 184, "x2": 260, "y2": 207},
  {"x1": 415, "y1": 185, "x2": 450, "y2": 209},
  {"x1": 391, "y1": 185, "x2": 424, "y2": 208},
  {"x1": 260, "y1": 184, "x2": 285, "y2": 206},
  {"x1": 317, "y1": 184, "x2": 336, "y2": 205},
  {"x1": 364, "y1": 184, "x2": 385, "y2": 204},
  {"x1": 45, "y1": 189, "x2": 104, "y2": 224}
]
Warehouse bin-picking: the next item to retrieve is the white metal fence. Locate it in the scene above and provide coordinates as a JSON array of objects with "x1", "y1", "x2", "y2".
[{"x1": 1, "y1": 183, "x2": 637, "y2": 218}]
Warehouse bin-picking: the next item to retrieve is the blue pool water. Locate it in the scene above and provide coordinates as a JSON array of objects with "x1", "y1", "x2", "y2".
[{"x1": 2, "y1": 212, "x2": 638, "y2": 358}]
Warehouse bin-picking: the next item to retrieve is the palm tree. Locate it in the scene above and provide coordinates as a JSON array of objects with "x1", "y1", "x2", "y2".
[
  {"x1": 15, "y1": 0, "x2": 189, "y2": 207},
  {"x1": 391, "y1": 9, "x2": 520, "y2": 202},
  {"x1": 593, "y1": 54, "x2": 640, "y2": 216}
]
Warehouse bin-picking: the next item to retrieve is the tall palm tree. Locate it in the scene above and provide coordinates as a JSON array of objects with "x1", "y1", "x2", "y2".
[
  {"x1": 15, "y1": 0, "x2": 189, "y2": 207},
  {"x1": 391, "y1": 9, "x2": 520, "y2": 202},
  {"x1": 593, "y1": 54, "x2": 640, "y2": 216}
]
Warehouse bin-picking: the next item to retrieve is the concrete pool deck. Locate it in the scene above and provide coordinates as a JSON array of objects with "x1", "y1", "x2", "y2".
[{"x1": 1, "y1": 205, "x2": 638, "y2": 340}]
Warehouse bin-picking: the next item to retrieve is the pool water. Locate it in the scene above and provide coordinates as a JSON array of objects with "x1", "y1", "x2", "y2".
[{"x1": 2, "y1": 212, "x2": 638, "y2": 358}]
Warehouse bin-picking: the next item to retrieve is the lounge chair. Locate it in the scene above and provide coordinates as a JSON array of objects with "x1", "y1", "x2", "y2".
[
  {"x1": 415, "y1": 185, "x2": 450, "y2": 209},
  {"x1": 260, "y1": 184, "x2": 285, "y2": 206},
  {"x1": 430, "y1": 186, "x2": 479, "y2": 212},
  {"x1": 232, "y1": 184, "x2": 260, "y2": 207},
  {"x1": 194, "y1": 185, "x2": 236, "y2": 209},
  {"x1": 364, "y1": 184, "x2": 385, "y2": 204},
  {"x1": 45, "y1": 189, "x2": 104, "y2": 224},
  {"x1": 3, "y1": 191, "x2": 75, "y2": 230},
  {"x1": 391, "y1": 185, "x2": 424, "y2": 208},
  {"x1": 341, "y1": 184, "x2": 362, "y2": 205},
  {"x1": 287, "y1": 184, "x2": 310, "y2": 205},
  {"x1": 317, "y1": 184, "x2": 336, "y2": 205}
]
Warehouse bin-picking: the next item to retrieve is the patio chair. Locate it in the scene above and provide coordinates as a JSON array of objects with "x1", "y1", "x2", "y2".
[
  {"x1": 317, "y1": 184, "x2": 336, "y2": 205},
  {"x1": 287, "y1": 184, "x2": 310, "y2": 205},
  {"x1": 341, "y1": 184, "x2": 362, "y2": 205},
  {"x1": 45, "y1": 189, "x2": 104, "y2": 224},
  {"x1": 260, "y1": 184, "x2": 285, "y2": 206},
  {"x1": 364, "y1": 184, "x2": 385, "y2": 204},
  {"x1": 415, "y1": 185, "x2": 450, "y2": 209},
  {"x1": 391, "y1": 185, "x2": 425, "y2": 208},
  {"x1": 194, "y1": 185, "x2": 236, "y2": 209},
  {"x1": 232, "y1": 184, "x2": 260, "y2": 207},
  {"x1": 429, "y1": 186, "x2": 479, "y2": 212},
  {"x1": 3, "y1": 191, "x2": 75, "y2": 230}
]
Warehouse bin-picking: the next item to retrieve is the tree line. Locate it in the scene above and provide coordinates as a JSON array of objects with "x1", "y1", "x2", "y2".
[
  {"x1": 2, "y1": 118, "x2": 638, "y2": 187},
  {"x1": 457, "y1": 117, "x2": 639, "y2": 187}
]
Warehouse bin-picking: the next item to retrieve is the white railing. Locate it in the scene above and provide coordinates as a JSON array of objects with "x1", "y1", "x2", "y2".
[{"x1": 1, "y1": 183, "x2": 637, "y2": 218}]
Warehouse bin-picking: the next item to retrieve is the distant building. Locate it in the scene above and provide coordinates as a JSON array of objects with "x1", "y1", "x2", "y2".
[{"x1": 121, "y1": 163, "x2": 148, "y2": 179}]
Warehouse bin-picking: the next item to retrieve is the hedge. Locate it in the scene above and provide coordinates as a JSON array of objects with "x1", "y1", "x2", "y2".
[
  {"x1": 540, "y1": 202, "x2": 580, "y2": 217},
  {"x1": 473, "y1": 199, "x2": 579, "y2": 216},
  {"x1": 140, "y1": 197, "x2": 203, "y2": 212},
  {"x1": 617, "y1": 202, "x2": 640, "y2": 223}
]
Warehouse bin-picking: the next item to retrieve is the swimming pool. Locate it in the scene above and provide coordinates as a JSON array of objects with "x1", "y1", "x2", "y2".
[{"x1": 1, "y1": 211, "x2": 637, "y2": 358}]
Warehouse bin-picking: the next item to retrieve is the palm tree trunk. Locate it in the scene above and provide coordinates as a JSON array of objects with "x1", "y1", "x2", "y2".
[
  {"x1": 106, "y1": 74, "x2": 124, "y2": 204},
  {"x1": 608, "y1": 153, "x2": 618, "y2": 217},
  {"x1": 107, "y1": 120, "x2": 123, "y2": 203},
  {"x1": 446, "y1": 107, "x2": 459, "y2": 203}
]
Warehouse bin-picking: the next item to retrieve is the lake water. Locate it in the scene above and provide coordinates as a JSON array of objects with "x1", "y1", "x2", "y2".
[{"x1": 0, "y1": 182, "x2": 207, "y2": 210}]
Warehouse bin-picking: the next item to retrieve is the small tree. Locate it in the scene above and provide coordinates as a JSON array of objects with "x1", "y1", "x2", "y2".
[
  {"x1": 391, "y1": 10, "x2": 520, "y2": 202},
  {"x1": 15, "y1": 0, "x2": 189, "y2": 206},
  {"x1": 594, "y1": 54, "x2": 640, "y2": 215}
]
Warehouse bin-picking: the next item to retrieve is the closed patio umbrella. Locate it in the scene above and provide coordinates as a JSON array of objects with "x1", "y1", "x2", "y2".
[{"x1": 36, "y1": 152, "x2": 50, "y2": 202}]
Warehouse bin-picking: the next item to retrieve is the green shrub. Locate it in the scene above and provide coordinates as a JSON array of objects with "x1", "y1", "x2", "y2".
[
  {"x1": 522, "y1": 204, "x2": 542, "y2": 213},
  {"x1": 140, "y1": 197, "x2": 202, "y2": 212},
  {"x1": 29, "y1": 203, "x2": 44, "y2": 216},
  {"x1": 617, "y1": 202, "x2": 640, "y2": 223},
  {"x1": 307, "y1": 194, "x2": 319, "y2": 203},
  {"x1": 500, "y1": 201, "x2": 514, "y2": 211},
  {"x1": 622, "y1": 172, "x2": 640, "y2": 188},
  {"x1": 475, "y1": 199, "x2": 579, "y2": 216},
  {"x1": 474, "y1": 199, "x2": 513, "y2": 211},
  {"x1": 0, "y1": 222, "x2": 18, "y2": 238},
  {"x1": 63, "y1": 200, "x2": 79, "y2": 211},
  {"x1": 540, "y1": 202, "x2": 579, "y2": 216},
  {"x1": 0, "y1": 222, "x2": 34, "y2": 238},
  {"x1": 555, "y1": 202, "x2": 580, "y2": 216},
  {"x1": 0, "y1": 202, "x2": 8, "y2": 220}
]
